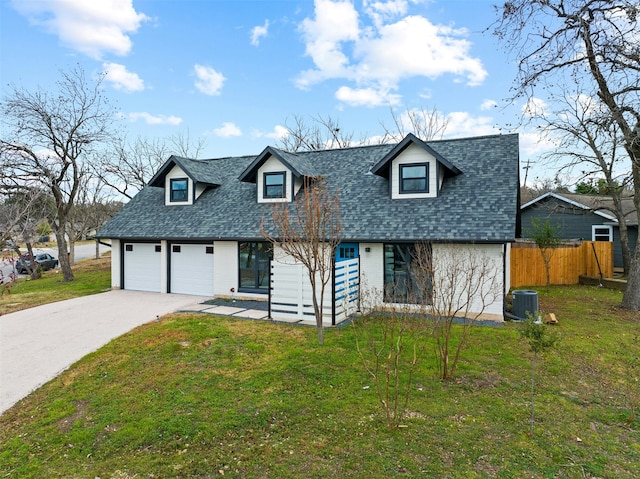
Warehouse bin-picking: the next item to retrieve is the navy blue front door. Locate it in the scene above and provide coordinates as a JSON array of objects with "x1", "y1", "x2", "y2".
[{"x1": 336, "y1": 243, "x2": 359, "y2": 262}]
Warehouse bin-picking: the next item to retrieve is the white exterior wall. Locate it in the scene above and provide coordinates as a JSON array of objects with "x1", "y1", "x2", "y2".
[
  {"x1": 432, "y1": 243, "x2": 505, "y2": 320},
  {"x1": 357, "y1": 242, "x2": 505, "y2": 321},
  {"x1": 110, "y1": 239, "x2": 121, "y2": 289},
  {"x1": 160, "y1": 240, "x2": 168, "y2": 293},
  {"x1": 213, "y1": 241, "x2": 238, "y2": 297},
  {"x1": 257, "y1": 157, "x2": 292, "y2": 203},
  {"x1": 390, "y1": 143, "x2": 440, "y2": 199},
  {"x1": 359, "y1": 243, "x2": 385, "y2": 304},
  {"x1": 504, "y1": 243, "x2": 511, "y2": 293},
  {"x1": 165, "y1": 165, "x2": 193, "y2": 205}
]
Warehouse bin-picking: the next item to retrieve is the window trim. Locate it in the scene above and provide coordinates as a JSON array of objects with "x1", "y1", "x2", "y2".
[
  {"x1": 592, "y1": 224, "x2": 613, "y2": 242},
  {"x1": 399, "y1": 163, "x2": 429, "y2": 194},
  {"x1": 263, "y1": 171, "x2": 287, "y2": 199},
  {"x1": 169, "y1": 178, "x2": 189, "y2": 202}
]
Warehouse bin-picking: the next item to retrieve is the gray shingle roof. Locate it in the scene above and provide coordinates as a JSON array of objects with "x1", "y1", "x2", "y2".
[
  {"x1": 149, "y1": 155, "x2": 223, "y2": 187},
  {"x1": 97, "y1": 134, "x2": 520, "y2": 243},
  {"x1": 522, "y1": 192, "x2": 637, "y2": 226},
  {"x1": 238, "y1": 146, "x2": 320, "y2": 183}
]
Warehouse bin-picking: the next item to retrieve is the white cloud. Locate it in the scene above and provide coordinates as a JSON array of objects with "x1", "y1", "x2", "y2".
[
  {"x1": 194, "y1": 64, "x2": 226, "y2": 96},
  {"x1": 480, "y1": 99, "x2": 498, "y2": 111},
  {"x1": 296, "y1": 0, "x2": 487, "y2": 106},
  {"x1": 519, "y1": 130, "x2": 557, "y2": 157},
  {"x1": 254, "y1": 125, "x2": 290, "y2": 141},
  {"x1": 127, "y1": 112, "x2": 182, "y2": 125},
  {"x1": 251, "y1": 20, "x2": 269, "y2": 46},
  {"x1": 442, "y1": 111, "x2": 499, "y2": 138},
  {"x1": 363, "y1": 0, "x2": 411, "y2": 27},
  {"x1": 213, "y1": 122, "x2": 242, "y2": 138},
  {"x1": 296, "y1": 0, "x2": 360, "y2": 89},
  {"x1": 10, "y1": 0, "x2": 148, "y2": 59},
  {"x1": 522, "y1": 97, "x2": 548, "y2": 118},
  {"x1": 102, "y1": 62, "x2": 144, "y2": 92},
  {"x1": 335, "y1": 85, "x2": 401, "y2": 107}
]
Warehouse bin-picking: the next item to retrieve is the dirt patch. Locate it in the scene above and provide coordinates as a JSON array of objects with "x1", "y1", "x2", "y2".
[{"x1": 57, "y1": 400, "x2": 90, "y2": 433}]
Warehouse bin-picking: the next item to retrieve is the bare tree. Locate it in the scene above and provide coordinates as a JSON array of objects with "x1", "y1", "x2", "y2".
[
  {"x1": 379, "y1": 106, "x2": 449, "y2": 143},
  {"x1": 493, "y1": 0, "x2": 640, "y2": 310},
  {"x1": 533, "y1": 88, "x2": 635, "y2": 274},
  {"x1": 261, "y1": 177, "x2": 342, "y2": 345},
  {"x1": 354, "y1": 305, "x2": 431, "y2": 429},
  {"x1": 277, "y1": 115, "x2": 354, "y2": 152},
  {"x1": 413, "y1": 244, "x2": 502, "y2": 380},
  {"x1": 526, "y1": 218, "x2": 563, "y2": 291},
  {"x1": 97, "y1": 131, "x2": 207, "y2": 200},
  {"x1": 66, "y1": 170, "x2": 122, "y2": 263},
  {"x1": 0, "y1": 66, "x2": 117, "y2": 282}
]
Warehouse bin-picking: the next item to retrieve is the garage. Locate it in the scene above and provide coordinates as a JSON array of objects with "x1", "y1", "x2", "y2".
[
  {"x1": 123, "y1": 242, "x2": 162, "y2": 292},
  {"x1": 170, "y1": 243, "x2": 214, "y2": 296}
]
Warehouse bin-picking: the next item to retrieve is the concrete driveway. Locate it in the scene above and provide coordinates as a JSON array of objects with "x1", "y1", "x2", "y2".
[{"x1": 0, "y1": 290, "x2": 207, "y2": 415}]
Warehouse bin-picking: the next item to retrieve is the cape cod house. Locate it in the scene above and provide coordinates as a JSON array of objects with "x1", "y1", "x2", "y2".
[{"x1": 97, "y1": 133, "x2": 520, "y2": 323}]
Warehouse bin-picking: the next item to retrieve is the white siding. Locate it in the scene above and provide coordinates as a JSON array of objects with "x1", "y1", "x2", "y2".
[
  {"x1": 359, "y1": 243, "x2": 385, "y2": 307},
  {"x1": 390, "y1": 143, "x2": 439, "y2": 199},
  {"x1": 257, "y1": 157, "x2": 292, "y2": 203},
  {"x1": 213, "y1": 241, "x2": 238, "y2": 297},
  {"x1": 165, "y1": 165, "x2": 193, "y2": 205},
  {"x1": 110, "y1": 239, "x2": 121, "y2": 289},
  {"x1": 432, "y1": 243, "x2": 505, "y2": 320}
]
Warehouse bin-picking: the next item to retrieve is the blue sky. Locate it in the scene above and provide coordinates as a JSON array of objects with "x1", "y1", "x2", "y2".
[{"x1": 1, "y1": 0, "x2": 553, "y2": 184}]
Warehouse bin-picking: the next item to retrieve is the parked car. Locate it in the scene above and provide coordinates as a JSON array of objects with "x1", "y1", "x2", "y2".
[{"x1": 16, "y1": 253, "x2": 59, "y2": 274}]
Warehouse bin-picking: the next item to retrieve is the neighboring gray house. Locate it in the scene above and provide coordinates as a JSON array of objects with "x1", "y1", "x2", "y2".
[
  {"x1": 521, "y1": 192, "x2": 638, "y2": 269},
  {"x1": 97, "y1": 133, "x2": 520, "y2": 322}
]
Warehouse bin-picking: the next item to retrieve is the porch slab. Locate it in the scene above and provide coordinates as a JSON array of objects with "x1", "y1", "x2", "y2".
[
  {"x1": 272, "y1": 317, "x2": 303, "y2": 324},
  {"x1": 201, "y1": 305, "x2": 246, "y2": 315},
  {"x1": 233, "y1": 309, "x2": 269, "y2": 320}
]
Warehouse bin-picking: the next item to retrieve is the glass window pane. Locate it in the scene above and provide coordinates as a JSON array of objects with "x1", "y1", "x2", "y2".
[
  {"x1": 239, "y1": 242, "x2": 271, "y2": 291},
  {"x1": 170, "y1": 179, "x2": 188, "y2": 202},
  {"x1": 384, "y1": 243, "x2": 432, "y2": 304},
  {"x1": 400, "y1": 164, "x2": 428, "y2": 193},
  {"x1": 402, "y1": 165, "x2": 426, "y2": 178},
  {"x1": 264, "y1": 172, "x2": 285, "y2": 198}
]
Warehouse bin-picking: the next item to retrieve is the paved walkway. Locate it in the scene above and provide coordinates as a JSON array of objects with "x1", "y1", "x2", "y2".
[{"x1": 0, "y1": 290, "x2": 208, "y2": 415}]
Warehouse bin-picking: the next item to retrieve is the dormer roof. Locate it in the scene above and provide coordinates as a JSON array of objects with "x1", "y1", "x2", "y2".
[
  {"x1": 149, "y1": 155, "x2": 223, "y2": 187},
  {"x1": 370, "y1": 133, "x2": 462, "y2": 178},
  {"x1": 238, "y1": 146, "x2": 320, "y2": 183}
]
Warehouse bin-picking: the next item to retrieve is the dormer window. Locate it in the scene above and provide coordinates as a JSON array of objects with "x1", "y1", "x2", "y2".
[
  {"x1": 170, "y1": 178, "x2": 189, "y2": 202},
  {"x1": 400, "y1": 163, "x2": 429, "y2": 194},
  {"x1": 263, "y1": 172, "x2": 286, "y2": 199}
]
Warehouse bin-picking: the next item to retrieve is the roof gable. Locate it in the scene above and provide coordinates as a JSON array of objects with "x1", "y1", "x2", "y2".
[
  {"x1": 520, "y1": 192, "x2": 634, "y2": 224},
  {"x1": 370, "y1": 133, "x2": 462, "y2": 178},
  {"x1": 238, "y1": 146, "x2": 319, "y2": 183},
  {"x1": 149, "y1": 155, "x2": 222, "y2": 188}
]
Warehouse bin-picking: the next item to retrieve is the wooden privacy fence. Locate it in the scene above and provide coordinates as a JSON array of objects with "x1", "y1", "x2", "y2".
[
  {"x1": 269, "y1": 258, "x2": 359, "y2": 325},
  {"x1": 511, "y1": 241, "x2": 613, "y2": 287}
]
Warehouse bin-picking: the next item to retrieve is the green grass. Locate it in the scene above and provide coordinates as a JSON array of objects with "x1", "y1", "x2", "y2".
[
  {"x1": 1, "y1": 285, "x2": 639, "y2": 478},
  {"x1": 0, "y1": 256, "x2": 111, "y2": 315}
]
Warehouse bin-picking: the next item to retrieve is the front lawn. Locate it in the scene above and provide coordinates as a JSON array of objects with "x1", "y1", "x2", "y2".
[
  {"x1": 0, "y1": 256, "x2": 111, "y2": 315},
  {"x1": 1, "y1": 285, "x2": 638, "y2": 478}
]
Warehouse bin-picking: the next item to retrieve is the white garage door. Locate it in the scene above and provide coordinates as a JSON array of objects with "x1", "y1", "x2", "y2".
[
  {"x1": 170, "y1": 244, "x2": 214, "y2": 296},
  {"x1": 124, "y1": 243, "x2": 162, "y2": 292}
]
